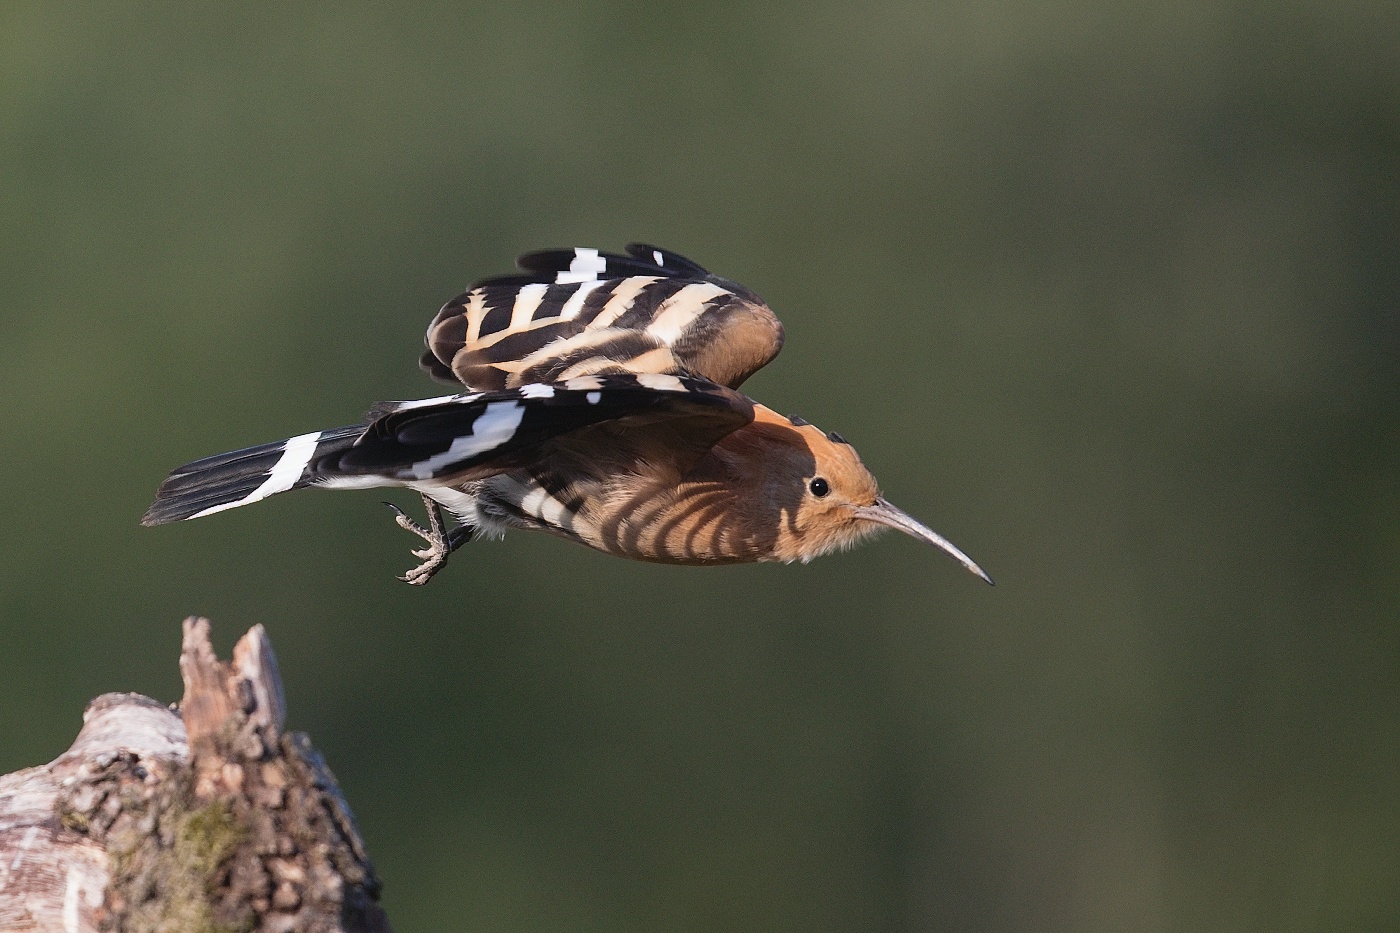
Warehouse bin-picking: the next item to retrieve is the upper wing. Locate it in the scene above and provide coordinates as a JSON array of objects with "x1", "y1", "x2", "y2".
[
  {"x1": 420, "y1": 244, "x2": 785, "y2": 391},
  {"x1": 334, "y1": 372, "x2": 755, "y2": 483}
]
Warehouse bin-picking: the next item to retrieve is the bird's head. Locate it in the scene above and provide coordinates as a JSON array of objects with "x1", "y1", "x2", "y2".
[{"x1": 744, "y1": 409, "x2": 992, "y2": 582}]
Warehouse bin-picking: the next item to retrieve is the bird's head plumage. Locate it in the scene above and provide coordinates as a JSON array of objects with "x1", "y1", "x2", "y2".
[{"x1": 728, "y1": 409, "x2": 992, "y2": 581}]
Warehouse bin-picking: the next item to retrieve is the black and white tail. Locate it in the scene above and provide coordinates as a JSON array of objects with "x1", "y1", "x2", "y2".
[{"x1": 142, "y1": 425, "x2": 365, "y2": 526}]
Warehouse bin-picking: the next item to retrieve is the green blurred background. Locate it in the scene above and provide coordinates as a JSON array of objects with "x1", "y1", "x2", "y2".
[{"x1": 3, "y1": 3, "x2": 1397, "y2": 931}]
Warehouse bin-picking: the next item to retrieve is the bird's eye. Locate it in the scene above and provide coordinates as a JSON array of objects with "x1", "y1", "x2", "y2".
[{"x1": 809, "y1": 477, "x2": 830, "y2": 498}]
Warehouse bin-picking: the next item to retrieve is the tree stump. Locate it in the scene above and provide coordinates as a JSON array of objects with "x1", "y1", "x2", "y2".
[{"x1": 0, "y1": 618, "x2": 391, "y2": 933}]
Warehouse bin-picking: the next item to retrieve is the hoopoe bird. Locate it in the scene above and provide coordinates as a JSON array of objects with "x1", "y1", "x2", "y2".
[{"x1": 144, "y1": 245, "x2": 992, "y2": 586}]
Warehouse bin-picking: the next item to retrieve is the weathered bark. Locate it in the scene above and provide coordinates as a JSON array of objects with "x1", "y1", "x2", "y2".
[{"x1": 0, "y1": 618, "x2": 390, "y2": 933}]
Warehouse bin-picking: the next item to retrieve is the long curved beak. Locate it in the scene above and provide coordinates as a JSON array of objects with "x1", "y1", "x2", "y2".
[{"x1": 853, "y1": 498, "x2": 994, "y2": 584}]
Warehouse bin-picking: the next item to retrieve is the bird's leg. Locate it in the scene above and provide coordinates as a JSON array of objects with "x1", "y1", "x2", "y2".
[{"x1": 384, "y1": 495, "x2": 476, "y2": 585}]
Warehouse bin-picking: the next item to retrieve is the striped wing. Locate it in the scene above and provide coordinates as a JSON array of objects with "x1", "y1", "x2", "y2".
[
  {"x1": 142, "y1": 374, "x2": 752, "y2": 525},
  {"x1": 339, "y1": 373, "x2": 755, "y2": 482},
  {"x1": 420, "y1": 244, "x2": 785, "y2": 391}
]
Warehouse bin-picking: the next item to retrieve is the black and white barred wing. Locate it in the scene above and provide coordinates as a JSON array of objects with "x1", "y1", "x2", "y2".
[
  {"x1": 420, "y1": 244, "x2": 785, "y2": 392},
  {"x1": 338, "y1": 373, "x2": 753, "y2": 481},
  {"x1": 142, "y1": 375, "x2": 754, "y2": 525}
]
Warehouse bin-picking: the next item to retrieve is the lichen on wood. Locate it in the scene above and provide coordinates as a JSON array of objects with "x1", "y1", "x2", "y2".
[{"x1": 0, "y1": 618, "x2": 391, "y2": 933}]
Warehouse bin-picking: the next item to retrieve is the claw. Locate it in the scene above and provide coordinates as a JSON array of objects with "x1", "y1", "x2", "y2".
[
  {"x1": 384, "y1": 496, "x2": 474, "y2": 585},
  {"x1": 384, "y1": 503, "x2": 430, "y2": 540}
]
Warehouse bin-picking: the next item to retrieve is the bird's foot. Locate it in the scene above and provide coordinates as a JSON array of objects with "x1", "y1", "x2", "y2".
[{"x1": 384, "y1": 496, "x2": 474, "y2": 585}]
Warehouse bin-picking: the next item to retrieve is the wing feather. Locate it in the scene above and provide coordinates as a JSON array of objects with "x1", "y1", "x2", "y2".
[
  {"x1": 334, "y1": 373, "x2": 754, "y2": 483},
  {"x1": 420, "y1": 244, "x2": 784, "y2": 391}
]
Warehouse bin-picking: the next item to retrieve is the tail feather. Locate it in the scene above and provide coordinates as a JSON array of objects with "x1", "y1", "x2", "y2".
[{"x1": 142, "y1": 425, "x2": 364, "y2": 526}]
